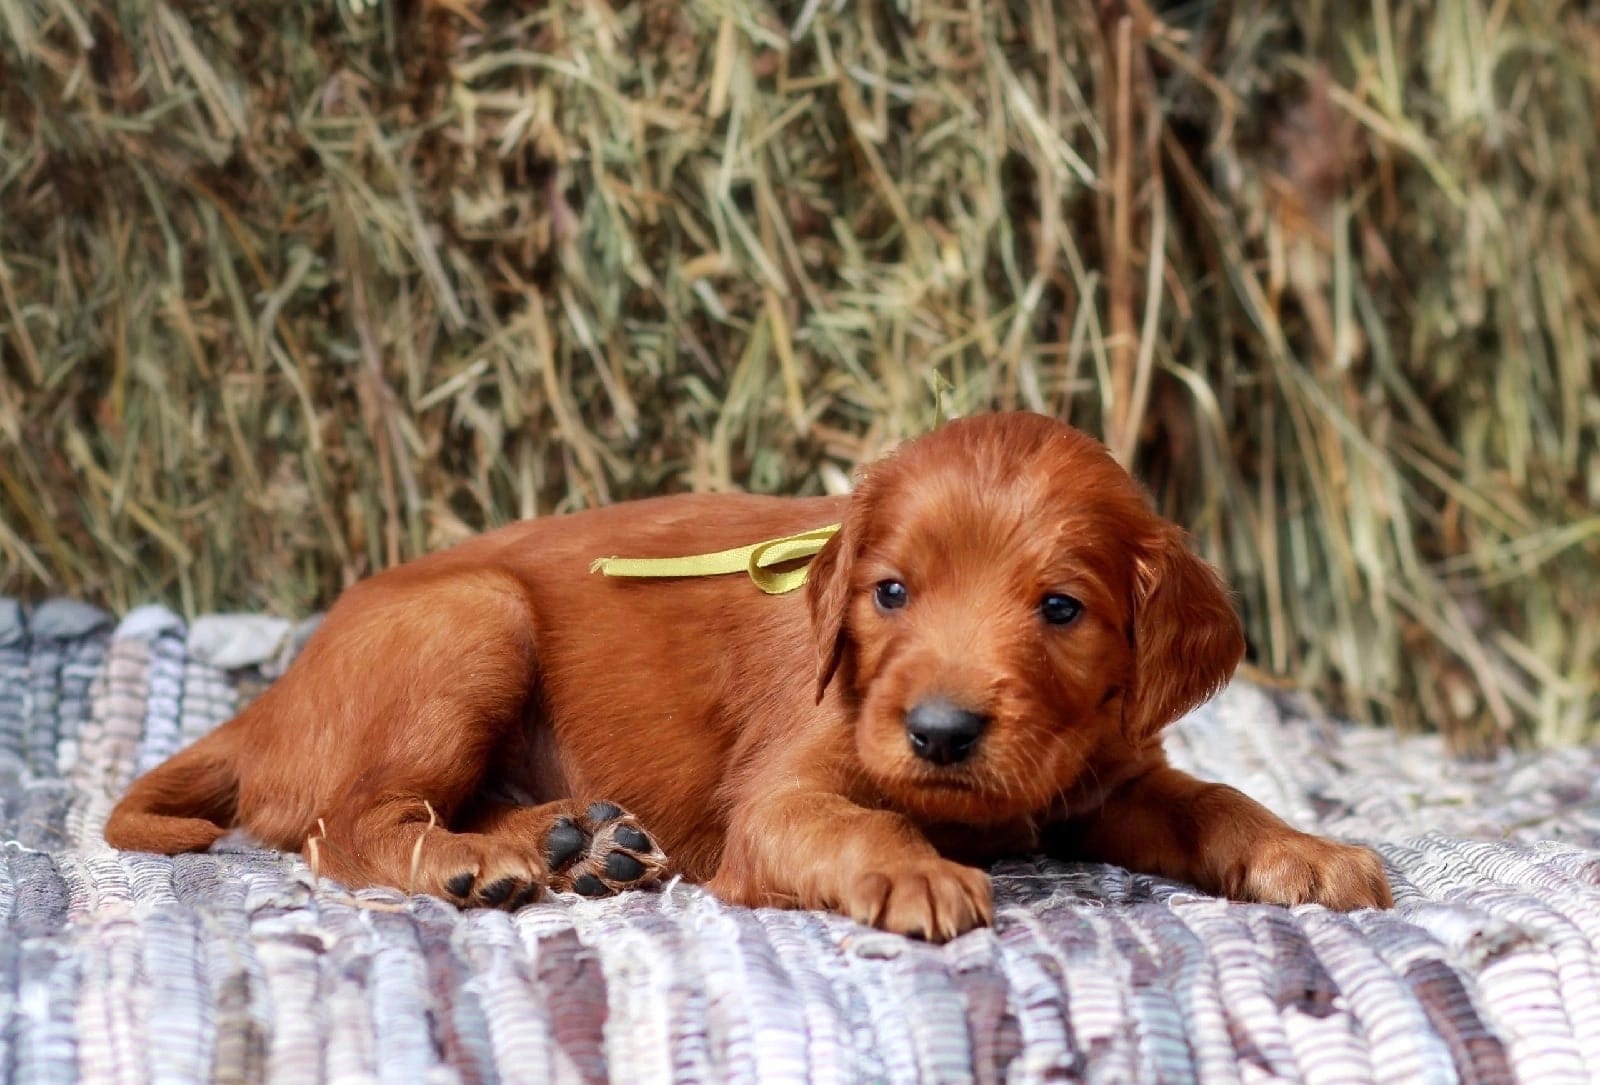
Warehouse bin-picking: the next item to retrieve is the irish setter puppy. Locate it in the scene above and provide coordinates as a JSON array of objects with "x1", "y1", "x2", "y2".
[{"x1": 106, "y1": 412, "x2": 1390, "y2": 940}]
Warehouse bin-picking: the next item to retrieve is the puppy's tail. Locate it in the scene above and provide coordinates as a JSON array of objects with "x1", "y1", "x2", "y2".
[{"x1": 103, "y1": 726, "x2": 241, "y2": 854}]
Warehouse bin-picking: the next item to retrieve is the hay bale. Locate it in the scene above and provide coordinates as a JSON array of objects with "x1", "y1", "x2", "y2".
[{"x1": 0, "y1": 0, "x2": 1595, "y2": 747}]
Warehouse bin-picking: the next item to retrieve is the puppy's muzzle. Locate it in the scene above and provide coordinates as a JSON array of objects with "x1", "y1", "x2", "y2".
[{"x1": 904, "y1": 699, "x2": 988, "y2": 766}]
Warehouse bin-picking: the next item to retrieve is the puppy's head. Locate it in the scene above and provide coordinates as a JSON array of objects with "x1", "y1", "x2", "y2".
[{"x1": 806, "y1": 412, "x2": 1244, "y2": 824}]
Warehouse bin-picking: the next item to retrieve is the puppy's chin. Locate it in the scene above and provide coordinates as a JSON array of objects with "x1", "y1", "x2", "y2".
[
  {"x1": 873, "y1": 772, "x2": 1038, "y2": 826},
  {"x1": 856, "y1": 734, "x2": 1084, "y2": 827}
]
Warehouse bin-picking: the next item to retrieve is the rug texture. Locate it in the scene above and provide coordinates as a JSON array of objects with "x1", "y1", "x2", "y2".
[{"x1": 4, "y1": 598, "x2": 1600, "y2": 1084}]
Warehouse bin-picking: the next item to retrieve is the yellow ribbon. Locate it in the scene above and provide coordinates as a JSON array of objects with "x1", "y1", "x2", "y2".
[{"x1": 589, "y1": 523, "x2": 841, "y2": 595}]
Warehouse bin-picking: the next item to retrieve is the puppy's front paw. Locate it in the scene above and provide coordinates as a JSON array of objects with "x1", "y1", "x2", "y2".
[
  {"x1": 842, "y1": 858, "x2": 993, "y2": 942},
  {"x1": 1227, "y1": 832, "x2": 1392, "y2": 911}
]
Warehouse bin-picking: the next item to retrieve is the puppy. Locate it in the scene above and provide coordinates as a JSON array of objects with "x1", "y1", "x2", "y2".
[{"x1": 106, "y1": 412, "x2": 1390, "y2": 939}]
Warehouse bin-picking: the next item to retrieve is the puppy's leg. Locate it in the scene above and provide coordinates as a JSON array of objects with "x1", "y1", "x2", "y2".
[
  {"x1": 460, "y1": 800, "x2": 668, "y2": 898},
  {"x1": 709, "y1": 791, "x2": 992, "y2": 942},
  {"x1": 1055, "y1": 761, "x2": 1392, "y2": 910},
  {"x1": 308, "y1": 798, "x2": 552, "y2": 909},
  {"x1": 293, "y1": 570, "x2": 554, "y2": 908}
]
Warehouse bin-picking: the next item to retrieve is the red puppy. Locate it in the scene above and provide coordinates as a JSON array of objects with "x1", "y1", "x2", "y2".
[{"x1": 106, "y1": 412, "x2": 1390, "y2": 939}]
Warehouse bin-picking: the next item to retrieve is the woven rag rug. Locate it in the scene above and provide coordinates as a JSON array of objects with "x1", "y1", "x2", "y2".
[{"x1": 5, "y1": 599, "x2": 1600, "y2": 1084}]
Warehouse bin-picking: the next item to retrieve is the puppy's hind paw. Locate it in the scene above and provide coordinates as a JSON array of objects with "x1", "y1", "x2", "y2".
[
  {"x1": 545, "y1": 801, "x2": 668, "y2": 897},
  {"x1": 400, "y1": 832, "x2": 545, "y2": 911}
]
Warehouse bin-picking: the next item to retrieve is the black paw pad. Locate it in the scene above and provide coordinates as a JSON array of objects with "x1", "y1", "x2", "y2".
[
  {"x1": 445, "y1": 872, "x2": 475, "y2": 898},
  {"x1": 572, "y1": 873, "x2": 606, "y2": 897},
  {"x1": 605, "y1": 853, "x2": 645, "y2": 882},
  {"x1": 586, "y1": 801, "x2": 624, "y2": 824},
  {"x1": 478, "y1": 878, "x2": 519, "y2": 906},
  {"x1": 612, "y1": 825, "x2": 650, "y2": 852},
  {"x1": 545, "y1": 818, "x2": 588, "y2": 869},
  {"x1": 512, "y1": 884, "x2": 543, "y2": 910}
]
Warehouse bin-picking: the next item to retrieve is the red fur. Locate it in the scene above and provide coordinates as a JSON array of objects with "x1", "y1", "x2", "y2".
[{"x1": 105, "y1": 412, "x2": 1391, "y2": 939}]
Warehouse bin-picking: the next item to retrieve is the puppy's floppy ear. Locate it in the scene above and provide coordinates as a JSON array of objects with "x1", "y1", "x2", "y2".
[
  {"x1": 1122, "y1": 527, "x2": 1246, "y2": 741},
  {"x1": 805, "y1": 474, "x2": 875, "y2": 704}
]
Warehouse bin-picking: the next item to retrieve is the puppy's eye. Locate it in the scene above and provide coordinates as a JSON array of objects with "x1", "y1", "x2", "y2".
[
  {"x1": 874, "y1": 580, "x2": 909, "y2": 612},
  {"x1": 1039, "y1": 593, "x2": 1083, "y2": 626}
]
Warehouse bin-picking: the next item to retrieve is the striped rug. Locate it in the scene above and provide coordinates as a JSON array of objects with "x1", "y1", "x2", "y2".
[{"x1": 4, "y1": 597, "x2": 1600, "y2": 1084}]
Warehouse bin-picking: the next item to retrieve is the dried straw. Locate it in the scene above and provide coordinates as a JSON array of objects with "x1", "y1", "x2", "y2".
[{"x1": 0, "y1": 0, "x2": 1595, "y2": 747}]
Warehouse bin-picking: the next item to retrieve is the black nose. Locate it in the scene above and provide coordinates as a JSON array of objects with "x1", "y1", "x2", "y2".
[{"x1": 904, "y1": 699, "x2": 988, "y2": 766}]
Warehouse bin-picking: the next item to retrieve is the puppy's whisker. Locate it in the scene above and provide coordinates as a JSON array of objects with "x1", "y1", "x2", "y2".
[
  {"x1": 989, "y1": 758, "x2": 1025, "y2": 810},
  {"x1": 1069, "y1": 748, "x2": 1103, "y2": 805}
]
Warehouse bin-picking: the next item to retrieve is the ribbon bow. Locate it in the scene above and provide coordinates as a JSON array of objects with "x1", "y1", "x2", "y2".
[{"x1": 589, "y1": 523, "x2": 841, "y2": 595}]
